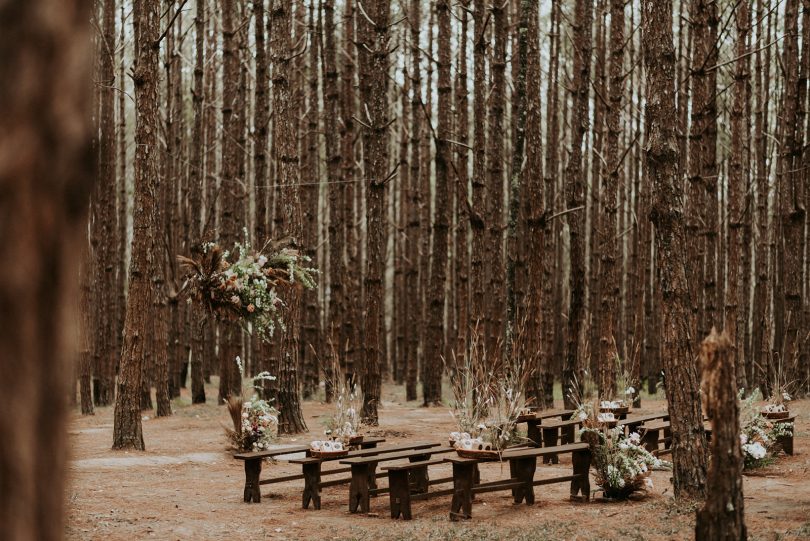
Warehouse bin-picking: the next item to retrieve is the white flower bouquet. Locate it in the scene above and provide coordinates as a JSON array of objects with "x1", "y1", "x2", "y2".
[{"x1": 581, "y1": 426, "x2": 670, "y2": 500}]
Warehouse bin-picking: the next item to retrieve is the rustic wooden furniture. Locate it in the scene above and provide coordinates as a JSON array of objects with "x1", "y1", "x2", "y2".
[
  {"x1": 617, "y1": 412, "x2": 670, "y2": 435},
  {"x1": 288, "y1": 441, "x2": 442, "y2": 510},
  {"x1": 341, "y1": 446, "x2": 456, "y2": 514},
  {"x1": 538, "y1": 419, "x2": 583, "y2": 463},
  {"x1": 446, "y1": 443, "x2": 591, "y2": 521},
  {"x1": 233, "y1": 437, "x2": 384, "y2": 503},
  {"x1": 521, "y1": 409, "x2": 575, "y2": 447}
]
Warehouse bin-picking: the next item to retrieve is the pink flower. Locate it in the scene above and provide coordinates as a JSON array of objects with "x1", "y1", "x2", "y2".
[{"x1": 247, "y1": 303, "x2": 255, "y2": 313}]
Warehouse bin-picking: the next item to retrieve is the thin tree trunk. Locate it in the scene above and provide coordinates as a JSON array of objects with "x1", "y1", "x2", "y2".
[
  {"x1": 643, "y1": 0, "x2": 708, "y2": 499},
  {"x1": 270, "y1": 0, "x2": 307, "y2": 434},
  {"x1": 357, "y1": 0, "x2": 391, "y2": 423},
  {"x1": 563, "y1": 0, "x2": 592, "y2": 409},
  {"x1": 113, "y1": 0, "x2": 162, "y2": 451}
]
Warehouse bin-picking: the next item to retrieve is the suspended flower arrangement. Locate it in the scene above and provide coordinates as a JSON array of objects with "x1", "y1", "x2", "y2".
[{"x1": 178, "y1": 236, "x2": 318, "y2": 339}]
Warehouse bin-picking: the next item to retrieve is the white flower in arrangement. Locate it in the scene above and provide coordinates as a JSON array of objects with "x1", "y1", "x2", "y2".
[
  {"x1": 740, "y1": 433, "x2": 748, "y2": 445},
  {"x1": 743, "y1": 442, "x2": 767, "y2": 460},
  {"x1": 628, "y1": 432, "x2": 641, "y2": 445},
  {"x1": 257, "y1": 255, "x2": 268, "y2": 268},
  {"x1": 782, "y1": 392, "x2": 792, "y2": 402},
  {"x1": 625, "y1": 386, "x2": 635, "y2": 395},
  {"x1": 577, "y1": 411, "x2": 588, "y2": 421}
]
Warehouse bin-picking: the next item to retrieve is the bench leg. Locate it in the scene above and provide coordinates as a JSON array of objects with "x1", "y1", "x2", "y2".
[
  {"x1": 562, "y1": 424, "x2": 576, "y2": 445},
  {"x1": 243, "y1": 459, "x2": 262, "y2": 503},
  {"x1": 450, "y1": 462, "x2": 475, "y2": 521},
  {"x1": 571, "y1": 448, "x2": 591, "y2": 501},
  {"x1": 302, "y1": 462, "x2": 322, "y2": 510},
  {"x1": 542, "y1": 427, "x2": 560, "y2": 464},
  {"x1": 511, "y1": 457, "x2": 537, "y2": 505},
  {"x1": 526, "y1": 421, "x2": 541, "y2": 446},
  {"x1": 349, "y1": 463, "x2": 371, "y2": 514},
  {"x1": 408, "y1": 454, "x2": 430, "y2": 494},
  {"x1": 388, "y1": 470, "x2": 412, "y2": 520},
  {"x1": 642, "y1": 428, "x2": 659, "y2": 453}
]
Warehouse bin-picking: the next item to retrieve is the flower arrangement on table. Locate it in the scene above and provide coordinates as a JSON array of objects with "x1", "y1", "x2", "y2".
[
  {"x1": 178, "y1": 236, "x2": 318, "y2": 339},
  {"x1": 225, "y1": 357, "x2": 280, "y2": 452},
  {"x1": 580, "y1": 426, "x2": 671, "y2": 500},
  {"x1": 739, "y1": 389, "x2": 793, "y2": 469},
  {"x1": 320, "y1": 373, "x2": 363, "y2": 447},
  {"x1": 448, "y1": 328, "x2": 532, "y2": 459}
]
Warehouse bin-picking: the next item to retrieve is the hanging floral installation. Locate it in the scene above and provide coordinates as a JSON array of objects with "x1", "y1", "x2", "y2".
[{"x1": 178, "y1": 236, "x2": 318, "y2": 339}]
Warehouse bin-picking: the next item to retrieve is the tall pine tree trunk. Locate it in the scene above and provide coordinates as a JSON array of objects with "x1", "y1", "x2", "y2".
[{"x1": 643, "y1": 0, "x2": 708, "y2": 499}]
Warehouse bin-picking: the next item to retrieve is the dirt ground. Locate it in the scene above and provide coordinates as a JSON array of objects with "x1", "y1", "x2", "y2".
[{"x1": 66, "y1": 382, "x2": 810, "y2": 540}]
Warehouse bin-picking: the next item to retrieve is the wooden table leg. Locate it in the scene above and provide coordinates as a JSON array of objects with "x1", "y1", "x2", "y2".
[
  {"x1": 571, "y1": 448, "x2": 591, "y2": 501},
  {"x1": 450, "y1": 462, "x2": 475, "y2": 521},
  {"x1": 562, "y1": 424, "x2": 576, "y2": 445},
  {"x1": 511, "y1": 457, "x2": 537, "y2": 505},
  {"x1": 302, "y1": 462, "x2": 322, "y2": 510},
  {"x1": 243, "y1": 459, "x2": 262, "y2": 503},
  {"x1": 526, "y1": 421, "x2": 542, "y2": 446},
  {"x1": 349, "y1": 463, "x2": 371, "y2": 513},
  {"x1": 408, "y1": 454, "x2": 430, "y2": 494},
  {"x1": 542, "y1": 427, "x2": 560, "y2": 464},
  {"x1": 388, "y1": 470, "x2": 412, "y2": 520}
]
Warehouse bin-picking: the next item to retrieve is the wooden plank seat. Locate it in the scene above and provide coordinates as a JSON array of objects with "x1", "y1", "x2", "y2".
[
  {"x1": 538, "y1": 419, "x2": 584, "y2": 463},
  {"x1": 232, "y1": 437, "x2": 384, "y2": 503},
  {"x1": 617, "y1": 412, "x2": 669, "y2": 435},
  {"x1": 288, "y1": 441, "x2": 442, "y2": 510},
  {"x1": 340, "y1": 446, "x2": 456, "y2": 514},
  {"x1": 446, "y1": 443, "x2": 591, "y2": 521},
  {"x1": 520, "y1": 409, "x2": 575, "y2": 447}
]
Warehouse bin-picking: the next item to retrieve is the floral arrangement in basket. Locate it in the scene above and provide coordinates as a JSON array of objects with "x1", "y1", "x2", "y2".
[
  {"x1": 739, "y1": 389, "x2": 793, "y2": 469},
  {"x1": 762, "y1": 358, "x2": 796, "y2": 419},
  {"x1": 321, "y1": 368, "x2": 363, "y2": 447},
  {"x1": 580, "y1": 426, "x2": 671, "y2": 500},
  {"x1": 447, "y1": 328, "x2": 532, "y2": 458},
  {"x1": 178, "y1": 236, "x2": 318, "y2": 339},
  {"x1": 225, "y1": 357, "x2": 280, "y2": 452}
]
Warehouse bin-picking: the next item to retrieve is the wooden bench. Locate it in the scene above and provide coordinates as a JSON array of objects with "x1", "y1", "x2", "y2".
[
  {"x1": 521, "y1": 409, "x2": 575, "y2": 447},
  {"x1": 617, "y1": 412, "x2": 669, "y2": 435},
  {"x1": 341, "y1": 446, "x2": 456, "y2": 514},
  {"x1": 641, "y1": 420, "x2": 714, "y2": 455},
  {"x1": 446, "y1": 443, "x2": 591, "y2": 521},
  {"x1": 233, "y1": 437, "x2": 384, "y2": 503},
  {"x1": 539, "y1": 419, "x2": 583, "y2": 463},
  {"x1": 288, "y1": 441, "x2": 442, "y2": 510}
]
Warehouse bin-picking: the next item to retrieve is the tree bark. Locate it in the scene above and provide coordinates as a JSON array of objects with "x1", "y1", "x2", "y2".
[
  {"x1": 424, "y1": 0, "x2": 451, "y2": 406},
  {"x1": 270, "y1": 0, "x2": 307, "y2": 433},
  {"x1": 0, "y1": 3, "x2": 94, "y2": 538},
  {"x1": 563, "y1": 0, "x2": 592, "y2": 408},
  {"x1": 695, "y1": 330, "x2": 746, "y2": 540},
  {"x1": 357, "y1": 0, "x2": 391, "y2": 423},
  {"x1": 643, "y1": 0, "x2": 708, "y2": 499},
  {"x1": 113, "y1": 0, "x2": 163, "y2": 450}
]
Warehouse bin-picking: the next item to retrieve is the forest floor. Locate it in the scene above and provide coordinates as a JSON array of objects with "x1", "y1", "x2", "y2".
[{"x1": 66, "y1": 381, "x2": 810, "y2": 541}]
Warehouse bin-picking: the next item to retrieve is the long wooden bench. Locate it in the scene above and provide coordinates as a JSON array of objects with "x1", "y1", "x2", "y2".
[
  {"x1": 341, "y1": 446, "x2": 456, "y2": 514},
  {"x1": 539, "y1": 419, "x2": 583, "y2": 463},
  {"x1": 617, "y1": 412, "x2": 670, "y2": 435},
  {"x1": 520, "y1": 409, "x2": 575, "y2": 446},
  {"x1": 446, "y1": 443, "x2": 591, "y2": 521},
  {"x1": 233, "y1": 437, "x2": 384, "y2": 503},
  {"x1": 288, "y1": 441, "x2": 442, "y2": 510}
]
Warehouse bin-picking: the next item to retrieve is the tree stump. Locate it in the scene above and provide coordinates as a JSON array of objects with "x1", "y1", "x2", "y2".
[{"x1": 695, "y1": 329, "x2": 746, "y2": 540}]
